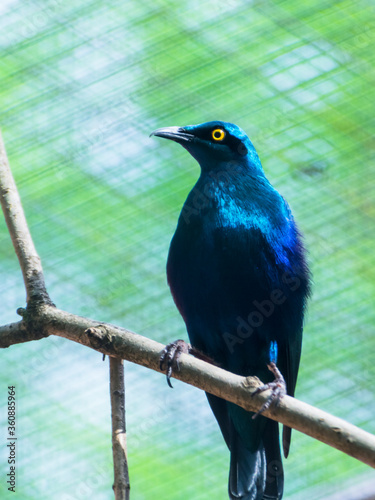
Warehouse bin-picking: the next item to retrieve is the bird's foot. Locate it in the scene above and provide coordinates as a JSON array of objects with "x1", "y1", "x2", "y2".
[
  {"x1": 160, "y1": 340, "x2": 215, "y2": 388},
  {"x1": 160, "y1": 339, "x2": 191, "y2": 388},
  {"x1": 251, "y1": 362, "x2": 286, "y2": 419}
]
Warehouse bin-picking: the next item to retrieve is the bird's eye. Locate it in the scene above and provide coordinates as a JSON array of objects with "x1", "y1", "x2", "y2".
[{"x1": 211, "y1": 128, "x2": 226, "y2": 142}]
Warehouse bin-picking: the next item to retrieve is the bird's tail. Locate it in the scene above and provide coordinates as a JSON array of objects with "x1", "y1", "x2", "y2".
[{"x1": 229, "y1": 420, "x2": 283, "y2": 500}]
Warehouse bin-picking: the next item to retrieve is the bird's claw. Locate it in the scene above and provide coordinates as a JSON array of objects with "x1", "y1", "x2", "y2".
[
  {"x1": 251, "y1": 362, "x2": 286, "y2": 419},
  {"x1": 160, "y1": 339, "x2": 191, "y2": 388}
]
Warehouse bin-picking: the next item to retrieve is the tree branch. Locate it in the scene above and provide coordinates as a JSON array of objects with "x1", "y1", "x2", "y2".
[
  {"x1": 0, "y1": 131, "x2": 128, "y2": 500},
  {"x1": 1, "y1": 304, "x2": 375, "y2": 469},
  {"x1": 0, "y1": 131, "x2": 53, "y2": 307},
  {"x1": 110, "y1": 357, "x2": 130, "y2": 500}
]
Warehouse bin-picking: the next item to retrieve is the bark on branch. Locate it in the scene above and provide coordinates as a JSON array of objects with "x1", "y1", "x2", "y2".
[
  {"x1": 1, "y1": 305, "x2": 375, "y2": 469},
  {"x1": 110, "y1": 357, "x2": 130, "y2": 500}
]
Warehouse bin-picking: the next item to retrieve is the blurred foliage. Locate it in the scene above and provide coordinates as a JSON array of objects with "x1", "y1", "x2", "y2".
[{"x1": 0, "y1": 0, "x2": 374, "y2": 499}]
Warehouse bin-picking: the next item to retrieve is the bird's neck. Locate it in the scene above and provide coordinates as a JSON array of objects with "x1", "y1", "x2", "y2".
[
  {"x1": 178, "y1": 162, "x2": 279, "y2": 229},
  {"x1": 197, "y1": 160, "x2": 271, "y2": 203}
]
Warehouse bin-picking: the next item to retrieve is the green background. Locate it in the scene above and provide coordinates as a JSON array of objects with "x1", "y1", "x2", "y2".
[{"x1": 1, "y1": 1, "x2": 374, "y2": 498}]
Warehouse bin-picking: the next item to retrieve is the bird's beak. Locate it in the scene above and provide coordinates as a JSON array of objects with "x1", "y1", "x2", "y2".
[{"x1": 150, "y1": 126, "x2": 194, "y2": 143}]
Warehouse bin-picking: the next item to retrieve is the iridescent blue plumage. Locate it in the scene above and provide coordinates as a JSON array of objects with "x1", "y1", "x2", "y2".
[{"x1": 152, "y1": 121, "x2": 311, "y2": 500}]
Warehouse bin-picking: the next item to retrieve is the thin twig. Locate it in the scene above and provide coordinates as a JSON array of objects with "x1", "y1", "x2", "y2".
[
  {"x1": 0, "y1": 131, "x2": 53, "y2": 306},
  {"x1": 110, "y1": 357, "x2": 130, "y2": 500}
]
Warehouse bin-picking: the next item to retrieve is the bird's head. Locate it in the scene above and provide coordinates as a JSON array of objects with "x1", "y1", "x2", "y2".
[{"x1": 150, "y1": 121, "x2": 263, "y2": 173}]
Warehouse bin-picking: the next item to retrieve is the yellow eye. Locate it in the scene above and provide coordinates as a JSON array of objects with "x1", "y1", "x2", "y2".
[{"x1": 212, "y1": 128, "x2": 226, "y2": 141}]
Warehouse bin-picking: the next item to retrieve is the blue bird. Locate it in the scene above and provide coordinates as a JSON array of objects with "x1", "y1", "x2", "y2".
[{"x1": 151, "y1": 121, "x2": 311, "y2": 500}]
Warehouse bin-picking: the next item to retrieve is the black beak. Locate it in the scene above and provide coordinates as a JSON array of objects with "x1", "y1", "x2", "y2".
[{"x1": 150, "y1": 126, "x2": 194, "y2": 143}]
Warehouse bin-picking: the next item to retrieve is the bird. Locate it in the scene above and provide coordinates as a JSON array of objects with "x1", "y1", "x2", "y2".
[{"x1": 151, "y1": 121, "x2": 311, "y2": 500}]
